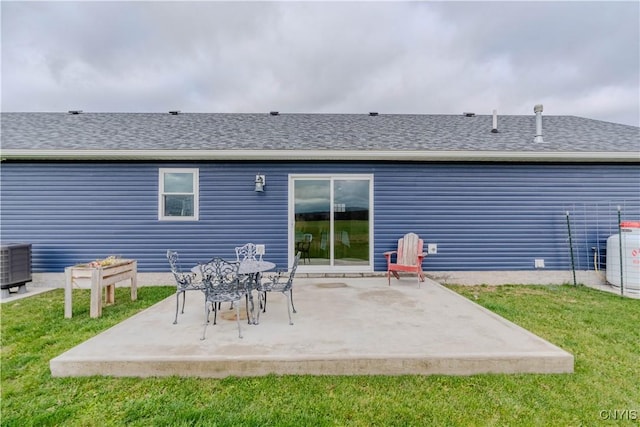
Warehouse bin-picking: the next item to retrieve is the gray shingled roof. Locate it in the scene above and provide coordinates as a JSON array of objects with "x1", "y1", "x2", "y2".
[{"x1": 1, "y1": 112, "x2": 638, "y2": 162}]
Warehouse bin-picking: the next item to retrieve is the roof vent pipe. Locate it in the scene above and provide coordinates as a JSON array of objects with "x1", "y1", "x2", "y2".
[
  {"x1": 491, "y1": 109, "x2": 499, "y2": 133},
  {"x1": 533, "y1": 104, "x2": 544, "y2": 143},
  {"x1": 369, "y1": 112, "x2": 378, "y2": 116},
  {"x1": 269, "y1": 111, "x2": 279, "y2": 116}
]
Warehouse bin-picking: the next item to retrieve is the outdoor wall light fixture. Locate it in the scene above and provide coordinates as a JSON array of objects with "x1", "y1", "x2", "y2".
[{"x1": 254, "y1": 174, "x2": 266, "y2": 192}]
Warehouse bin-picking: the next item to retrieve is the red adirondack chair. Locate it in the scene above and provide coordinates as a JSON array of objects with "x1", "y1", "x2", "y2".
[{"x1": 384, "y1": 233, "x2": 427, "y2": 287}]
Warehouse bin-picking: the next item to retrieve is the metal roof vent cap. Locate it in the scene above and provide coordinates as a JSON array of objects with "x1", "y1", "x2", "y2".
[
  {"x1": 168, "y1": 110, "x2": 180, "y2": 115},
  {"x1": 270, "y1": 111, "x2": 279, "y2": 116},
  {"x1": 68, "y1": 110, "x2": 83, "y2": 115},
  {"x1": 533, "y1": 104, "x2": 545, "y2": 143},
  {"x1": 463, "y1": 112, "x2": 475, "y2": 117},
  {"x1": 369, "y1": 112, "x2": 379, "y2": 116},
  {"x1": 491, "y1": 109, "x2": 499, "y2": 133}
]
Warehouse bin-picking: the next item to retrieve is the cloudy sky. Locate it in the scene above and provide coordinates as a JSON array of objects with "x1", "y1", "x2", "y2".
[{"x1": 2, "y1": 1, "x2": 639, "y2": 126}]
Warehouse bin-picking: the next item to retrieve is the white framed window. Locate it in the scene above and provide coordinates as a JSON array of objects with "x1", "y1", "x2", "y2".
[{"x1": 159, "y1": 168, "x2": 199, "y2": 221}]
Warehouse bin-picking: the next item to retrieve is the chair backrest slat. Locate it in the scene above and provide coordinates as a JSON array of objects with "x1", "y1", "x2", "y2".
[{"x1": 397, "y1": 233, "x2": 423, "y2": 266}]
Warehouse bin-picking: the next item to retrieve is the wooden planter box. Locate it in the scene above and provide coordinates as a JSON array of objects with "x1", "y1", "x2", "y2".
[{"x1": 65, "y1": 259, "x2": 137, "y2": 318}]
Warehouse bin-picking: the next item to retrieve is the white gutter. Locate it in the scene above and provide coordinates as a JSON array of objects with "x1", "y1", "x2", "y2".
[{"x1": 1, "y1": 149, "x2": 638, "y2": 162}]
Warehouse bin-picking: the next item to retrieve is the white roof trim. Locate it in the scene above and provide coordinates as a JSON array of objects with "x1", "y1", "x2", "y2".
[{"x1": 1, "y1": 149, "x2": 638, "y2": 162}]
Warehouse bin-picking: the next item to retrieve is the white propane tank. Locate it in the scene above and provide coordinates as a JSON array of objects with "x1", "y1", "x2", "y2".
[{"x1": 606, "y1": 221, "x2": 640, "y2": 293}]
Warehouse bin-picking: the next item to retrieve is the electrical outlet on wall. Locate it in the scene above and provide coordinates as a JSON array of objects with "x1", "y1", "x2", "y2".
[{"x1": 427, "y1": 244, "x2": 438, "y2": 254}]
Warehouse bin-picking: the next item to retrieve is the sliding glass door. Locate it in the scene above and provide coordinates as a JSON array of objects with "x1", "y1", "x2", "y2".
[{"x1": 290, "y1": 175, "x2": 372, "y2": 271}]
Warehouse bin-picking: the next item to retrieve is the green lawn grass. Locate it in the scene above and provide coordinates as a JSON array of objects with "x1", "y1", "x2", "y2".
[{"x1": 1, "y1": 285, "x2": 638, "y2": 426}]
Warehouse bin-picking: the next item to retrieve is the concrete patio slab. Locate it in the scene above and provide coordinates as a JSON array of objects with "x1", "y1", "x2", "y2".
[{"x1": 50, "y1": 278, "x2": 574, "y2": 378}]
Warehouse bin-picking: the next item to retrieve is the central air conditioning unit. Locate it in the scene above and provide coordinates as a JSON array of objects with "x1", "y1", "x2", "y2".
[{"x1": 0, "y1": 243, "x2": 32, "y2": 298}]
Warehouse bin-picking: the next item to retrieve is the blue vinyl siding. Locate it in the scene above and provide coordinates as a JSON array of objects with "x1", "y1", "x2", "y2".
[
  {"x1": 375, "y1": 164, "x2": 639, "y2": 271},
  {"x1": 1, "y1": 162, "x2": 639, "y2": 273}
]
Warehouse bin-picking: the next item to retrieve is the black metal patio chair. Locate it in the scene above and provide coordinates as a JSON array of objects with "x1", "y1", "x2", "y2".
[
  {"x1": 233, "y1": 243, "x2": 263, "y2": 322},
  {"x1": 295, "y1": 234, "x2": 312, "y2": 264},
  {"x1": 200, "y1": 257, "x2": 244, "y2": 339},
  {"x1": 256, "y1": 252, "x2": 301, "y2": 325},
  {"x1": 167, "y1": 250, "x2": 203, "y2": 325},
  {"x1": 235, "y1": 242, "x2": 261, "y2": 261}
]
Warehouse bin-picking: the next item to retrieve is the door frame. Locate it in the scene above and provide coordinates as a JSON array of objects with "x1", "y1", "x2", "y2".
[{"x1": 288, "y1": 173, "x2": 374, "y2": 273}]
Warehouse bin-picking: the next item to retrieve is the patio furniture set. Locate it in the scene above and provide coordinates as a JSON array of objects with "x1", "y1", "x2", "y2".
[
  {"x1": 62, "y1": 233, "x2": 424, "y2": 329},
  {"x1": 167, "y1": 243, "x2": 300, "y2": 340}
]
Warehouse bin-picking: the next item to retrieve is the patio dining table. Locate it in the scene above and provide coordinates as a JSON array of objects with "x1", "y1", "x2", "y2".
[
  {"x1": 191, "y1": 259, "x2": 275, "y2": 277},
  {"x1": 237, "y1": 259, "x2": 276, "y2": 276}
]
